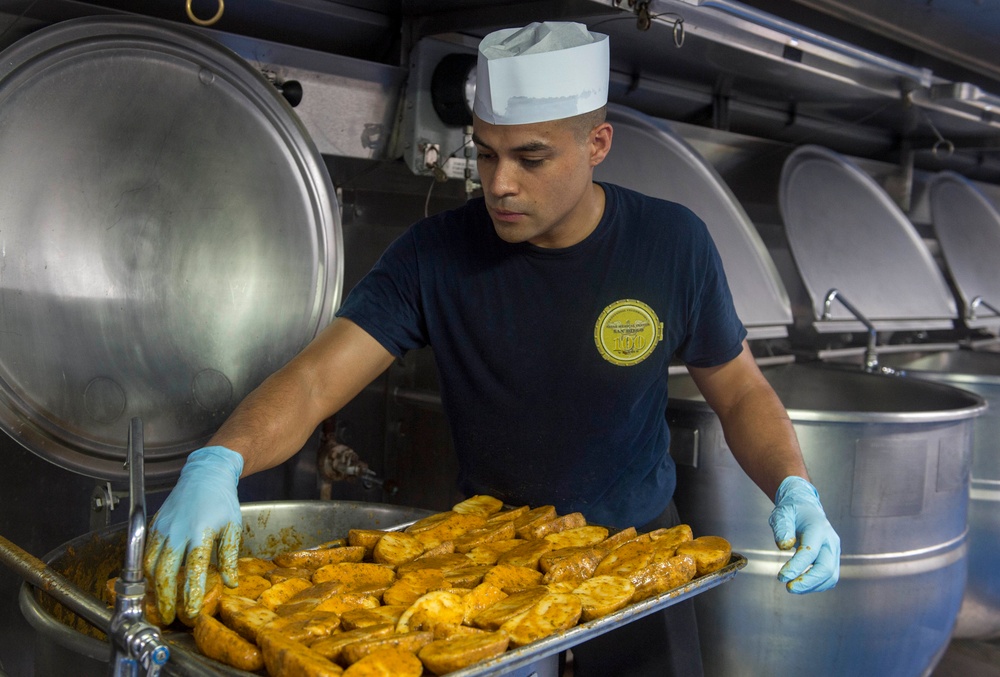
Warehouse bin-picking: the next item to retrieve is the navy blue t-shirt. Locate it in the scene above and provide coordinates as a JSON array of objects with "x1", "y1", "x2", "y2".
[{"x1": 337, "y1": 182, "x2": 746, "y2": 528}]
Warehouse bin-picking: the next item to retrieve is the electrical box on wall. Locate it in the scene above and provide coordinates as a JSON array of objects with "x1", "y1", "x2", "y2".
[{"x1": 397, "y1": 35, "x2": 480, "y2": 184}]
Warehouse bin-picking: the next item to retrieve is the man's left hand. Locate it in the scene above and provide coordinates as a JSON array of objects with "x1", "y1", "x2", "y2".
[{"x1": 768, "y1": 475, "x2": 840, "y2": 593}]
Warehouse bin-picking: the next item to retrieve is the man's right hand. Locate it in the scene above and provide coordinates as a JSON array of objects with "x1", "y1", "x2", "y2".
[{"x1": 144, "y1": 446, "x2": 244, "y2": 624}]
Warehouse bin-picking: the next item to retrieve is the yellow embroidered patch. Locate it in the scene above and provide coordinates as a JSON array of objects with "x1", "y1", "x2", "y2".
[{"x1": 594, "y1": 299, "x2": 663, "y2": 366}]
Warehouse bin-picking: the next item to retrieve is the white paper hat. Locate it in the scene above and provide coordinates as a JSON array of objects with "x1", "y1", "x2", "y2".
[{"x1": 474, "y1": 21, "x2": 610, "y2": 125}]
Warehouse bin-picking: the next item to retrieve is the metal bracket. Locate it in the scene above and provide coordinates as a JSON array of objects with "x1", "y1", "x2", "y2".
[{"x1": 91, "y1": 482, "x2": 125, "y2": 531}]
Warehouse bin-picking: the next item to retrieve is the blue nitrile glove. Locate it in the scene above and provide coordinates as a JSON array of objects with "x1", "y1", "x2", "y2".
[
  {"x1": 144, "y1": 446, "x2": 243, "y2": 624},
  {"x1": 768, "y1": 475, "x2": 841, "y2": 594}
]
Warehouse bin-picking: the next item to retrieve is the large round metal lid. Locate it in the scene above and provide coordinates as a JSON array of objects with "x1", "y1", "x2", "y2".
[
  {"x1": 928, "y1": 171, "x2": 1000, "y2": 332},
  {"x1": 595, "y1": 105, "x2": 792, "y2": 339},
  {"x1": 779, "y1": 145, "x2": 956, "y2": 332},
  {"x1": 0, "y1": 17, "x2": 342, "y2": 481}
]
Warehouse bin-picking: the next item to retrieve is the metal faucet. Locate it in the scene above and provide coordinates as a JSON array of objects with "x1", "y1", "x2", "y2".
[
  {"x1": 821, "y1": 289, "x2": 893, "y2": 375},
  {"x1": 966, "y1": 295, "x2": 1000, "y2": 323},
  {"x1": 109, "y1": 418, "x2": 170, "y2": 677}
]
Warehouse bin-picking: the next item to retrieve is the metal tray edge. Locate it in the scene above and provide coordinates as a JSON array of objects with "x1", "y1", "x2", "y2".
[{"x1": 446, "y1": 552, "x2": 748, "y2": 677}]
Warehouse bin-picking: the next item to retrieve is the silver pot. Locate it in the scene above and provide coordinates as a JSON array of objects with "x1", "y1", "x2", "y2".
[
  {"x1": 666, "y1": 362, "x2": 986, "y2": 677},
  {"x1": 857, "y1": 349, "x2": 1000, "y2": 639},
  {"x1": 20, "y1": 501, "x2": 434, "y2": 677}
]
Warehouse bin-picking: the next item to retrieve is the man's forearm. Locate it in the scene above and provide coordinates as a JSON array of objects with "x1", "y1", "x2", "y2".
[
  {"x1": 208, "y1": 365, "x2": 326, "y2": 476},
  {"x1": 685, "y1": 346, "x2": 840, "y2": 592},
  {"x1": 718, "y1": 381, "x2": 808, "y2": 501},
  {"x1": 687, "y1": 345, "x2": 809, "y2": 502},
  {"x1": 206, "y1": 317, "x2": 397, "y2": 477}
]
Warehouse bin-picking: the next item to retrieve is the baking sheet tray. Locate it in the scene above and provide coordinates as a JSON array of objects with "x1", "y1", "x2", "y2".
[
  {"x1": 163, "y1": 554, "x2": 746, "y2": 677},
  {"x1": 450, "y1": 553, "x2": 745, "y2": 676},
  {"x1": 176, "y1": 518, "x2": 746, "y2": 675},
  {"x1": 25, "y1": 501, "x2": 746, "y2": 676}
]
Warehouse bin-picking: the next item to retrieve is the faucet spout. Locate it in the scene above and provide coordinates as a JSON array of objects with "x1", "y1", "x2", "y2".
[
  {"x1": 822, "y1": 289, "x2": 881, "y2": 373},
  {"x1": 967, "y1": 296, "x2": 1000, "y2": 323},
  {"x1": 121, "y1": 419, "x2": 146, "y2": 584},
  {"x1": 108, "y1": 418, "x2": 170, "y2": 677}
]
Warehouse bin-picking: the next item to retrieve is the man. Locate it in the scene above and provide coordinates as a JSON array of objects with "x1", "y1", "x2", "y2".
[{"x1": 146, "y1": 21, "x2": 839, "y2": 675}]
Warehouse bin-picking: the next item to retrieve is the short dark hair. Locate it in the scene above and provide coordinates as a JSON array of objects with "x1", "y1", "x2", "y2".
[{"x1": 568, "y1": 105, "x2": 608, "y2": 142}]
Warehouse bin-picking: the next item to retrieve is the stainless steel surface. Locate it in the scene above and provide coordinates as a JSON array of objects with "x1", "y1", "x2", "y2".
[
  {"x1": 595, "y1": 104, "x2": 793, "y2": 339},
  {"x1": 0, "y1": 16, "x2": 341, "y2": 482},
  {"x1": 20, "y1": 501, "x2": 434, "y2": 675},
  {"x1": 913, "y1": 82, "x2": 1000, "y2": 131},
  {"x1": 22, "y1": 500, "x2": 745, "y2": 677},
  {"x1": 447, "y1": 555, "x2": 746, "y2": 677},
  {"x1": 120, "y1": 419, "x2": 148, "y2": 588},
  {"x1": 0, "y1": 532, "x2": 113, "y2": 635},
  {"x1": 669, "y1": 360, "x2": 986, "y2": 420},
  {"x1": 400, "y1": 36, "x2": 482, "y2": 181},
  {"x1": 928, "y1": 171, "x2": 1000, "y2": 333},
  {"x1": 763, "y1": 0, "x2": 1000, "y2": 86},
  {"x1": 0, "y1": 2, "x2": 997, "y2": 675},
  {"x1": 204, "y1": 28, "x2": 405, "y2": 160},
  {"x1": 3, "y1": 527, "x2": 217, "y2": 677},
  {"x1": 821, "y1": 288, "x2": 885, "y2": 373},
  {"x1": 844, "y1": 349, "x2": 1000, "y2": 639},
  {"x1": 109, "y1": 418, "x2": 170, "y2": 677},
  {"x1": 0, "y1": 409, "x2": 311, "y2": 677},
  {"x1": 875, "y1": 350, "x2": 1000, "y2": 385},
  {"x1": 970, "y1": 338, "x2": 1000, "y2": 354},
  {"x1": 10, "y1": 0, "x2": 1000, "y2": 182},
  {"x1": 665, "y1": 0, "x2": 933, "y2": 89},
  {"x1": 652, "y1": 0, "x2": 1000, "y2": 147},
  {"x1": 779, "y1": 144, "x2": 958, "y2": 332},
  {"x1": 803, "y1": 151, "x2": 1000, "y2": 639},
  {"x1": 933, "y1": 636, "x2": 1000, "y2": 677},
  {"x1": 667, "y1": 361, "x2": 985, "y2": 677},
  {"x1": 0, "y1": 435, "x2": 119, "y2": 677},
  {"x1": 597, "y1": 0, "x2": 1000, "y2": 179},
  {"x1": 969, "y1": 297, "x2": 1000, "y2": 325}
]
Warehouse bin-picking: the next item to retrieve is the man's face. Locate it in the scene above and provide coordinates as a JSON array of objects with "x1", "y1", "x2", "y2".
[{"x1": 472, "y1": 115, "x2": 612, "y2": 249}]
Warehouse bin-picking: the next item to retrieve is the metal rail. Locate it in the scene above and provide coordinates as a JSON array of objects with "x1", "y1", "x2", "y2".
[
  {"x1": 669, "y1": 0, "x2": 933, "y2": 88},
  {"x1": 0, "y1": 532, "x2": 114, "y2": 631},
  {"x1": 1, "y1": 530, "x2": 229, "y2": 677}
]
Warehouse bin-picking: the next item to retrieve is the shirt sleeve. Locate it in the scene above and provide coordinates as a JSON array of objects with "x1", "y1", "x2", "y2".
[
  {"x1": 335, "y1": 228, "x2": 429, "y2": 357},
  {"x1": 675, "y1": 226, "x2": 748, "y2": 368}
]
